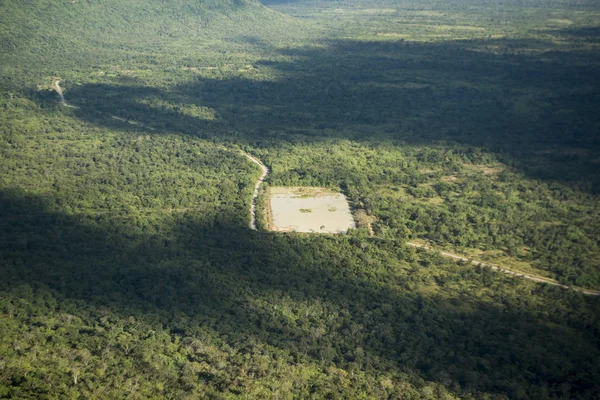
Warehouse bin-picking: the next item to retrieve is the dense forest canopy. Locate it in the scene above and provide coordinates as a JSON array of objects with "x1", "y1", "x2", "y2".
[{"x1": 1, "y1": 0, "x2": 599, "y2": 398}]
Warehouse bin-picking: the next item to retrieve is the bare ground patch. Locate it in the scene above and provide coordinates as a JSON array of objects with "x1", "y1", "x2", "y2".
[{"x1": 268, "y1": 187, "x2": 356, "y2": 234}]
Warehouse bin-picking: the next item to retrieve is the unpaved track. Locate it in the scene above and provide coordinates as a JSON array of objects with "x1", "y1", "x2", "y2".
[
  {"x1": 245, "y1": 153, "x2": 268, "y2": 230},
  {"x1": 54, "y1": 80, "x2": 66, "y2": 104},
  {"x1": 54, "y1": 80, "x2": 77, "y2": 108},
  {"x1": 407, "y1": 242, "x2": 600, "y2": 296}
]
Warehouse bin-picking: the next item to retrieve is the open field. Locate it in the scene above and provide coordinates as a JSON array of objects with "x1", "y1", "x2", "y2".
[{"x1": 268, "y1": 187, "x2": 356, "y2": 233}]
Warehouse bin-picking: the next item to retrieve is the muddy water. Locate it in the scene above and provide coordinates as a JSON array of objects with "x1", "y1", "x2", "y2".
[{"x1": 270, "y1": 187, "x2": 356, "y2": 234}]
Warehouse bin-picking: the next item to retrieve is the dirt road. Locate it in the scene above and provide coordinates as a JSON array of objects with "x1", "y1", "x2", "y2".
[
  {"x1": 53, "y1": 80, "x2": 77, "y2": 108},
  {"x1": 54, "y1": 80, "x2": 66, "y2": 105},
  {"x1": 406, "y1": 242, "x2": 600, "y2": 296},
  {"x1": 245, "y1": 153, "x2": 269, "y2": 230}
]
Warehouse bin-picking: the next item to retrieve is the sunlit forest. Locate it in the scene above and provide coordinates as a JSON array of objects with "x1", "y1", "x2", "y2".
[{"x1": 1, "y1": 0, "x2": 600, "y2": 398}]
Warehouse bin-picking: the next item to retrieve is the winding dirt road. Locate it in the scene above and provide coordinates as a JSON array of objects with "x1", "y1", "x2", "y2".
[
  {"x1": 54, "y1": 80, "x2": 66, "y2": 105},
  {"x1": 54, "y1": 80, "x2": 77, "y2": 108},
  {"x1": 406, "y1": 242, "x2": 600, "y2": 296},
  {"x1": 245, "y1": 153, "x2": 269, "y2": 230}
]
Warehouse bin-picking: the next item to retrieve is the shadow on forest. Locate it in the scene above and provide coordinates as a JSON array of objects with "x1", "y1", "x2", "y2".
[
  {"x1": 1, "y1": 189, "x2": 599, "y2": 397},
  {"x1": 34, "y1": 35, "x2": 600, "y2": 192},
  {"x1": 548, "y1": 26, "x2": 600, "y2": 41}
]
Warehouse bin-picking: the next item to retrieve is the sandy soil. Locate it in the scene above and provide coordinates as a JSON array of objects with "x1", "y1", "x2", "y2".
[
  {"x1": 269, "y1": 187, "x2": 355, "y2": 234},
  {"x1": 245, "y1": 153, "x2": 269, "y2": 230}
]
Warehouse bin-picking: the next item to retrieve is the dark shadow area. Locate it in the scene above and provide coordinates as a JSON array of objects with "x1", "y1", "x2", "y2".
[
  {"x1": 35, "y1": 36, "x2": 600, "y2": 193},
  {"x1": 1, "y1": 189, "x2": 599, "y2": 398},
  {"x1": 548, "y1": 26, "x2": 600, "y2": 42}
]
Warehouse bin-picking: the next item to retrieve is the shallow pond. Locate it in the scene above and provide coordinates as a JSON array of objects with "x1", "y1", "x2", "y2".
[{"x1": 269, "y1": 187, "x2": 356, "y2": 234}]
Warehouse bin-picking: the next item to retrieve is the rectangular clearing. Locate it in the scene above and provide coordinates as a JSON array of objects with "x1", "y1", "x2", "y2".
[{"x1": 268, "y1": 187, "x2": 356, "y2": 234}]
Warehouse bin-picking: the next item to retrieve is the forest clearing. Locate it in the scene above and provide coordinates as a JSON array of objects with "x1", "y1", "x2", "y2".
[{"x1": 267, "y1": 186, "x2": 356, "y2": 233}]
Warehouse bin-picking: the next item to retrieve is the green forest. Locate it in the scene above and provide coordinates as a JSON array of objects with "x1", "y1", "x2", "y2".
[{"x1": 1, "y1": 0, "x2": 600, "y2": 398}]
